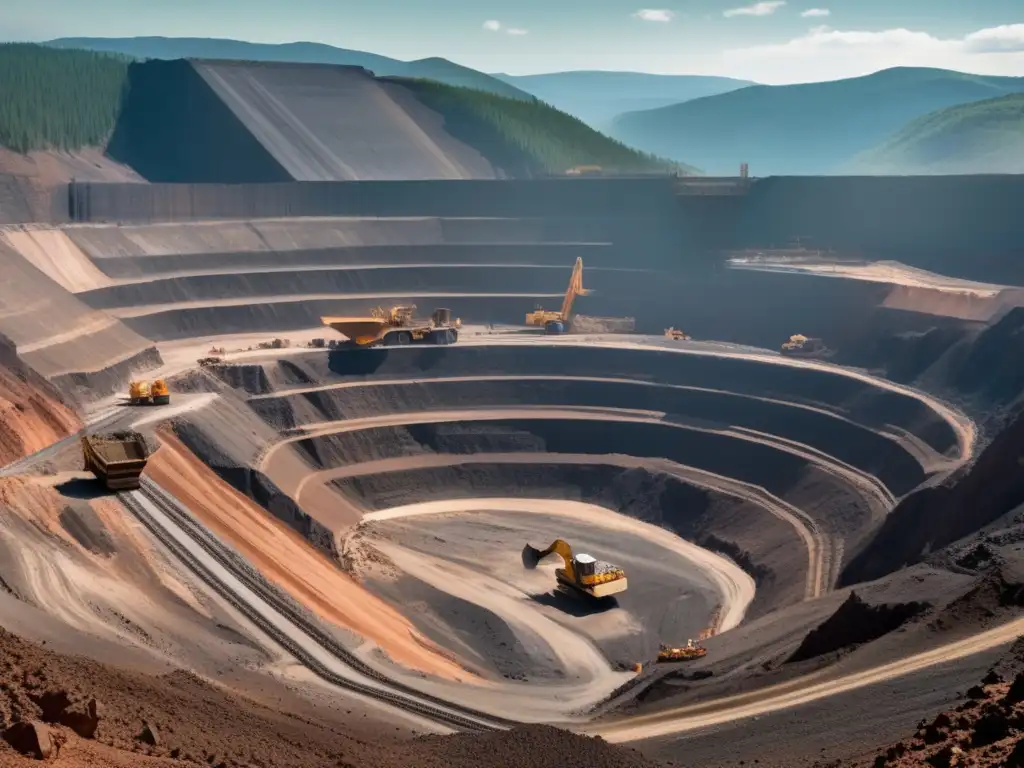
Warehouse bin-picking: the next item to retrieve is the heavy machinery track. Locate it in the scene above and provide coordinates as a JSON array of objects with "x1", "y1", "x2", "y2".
[{"x1": 120, "y1": 479, "x2": 514, "y2": 732}]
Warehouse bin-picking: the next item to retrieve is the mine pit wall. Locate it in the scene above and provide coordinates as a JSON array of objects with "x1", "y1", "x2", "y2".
[
  {"x1": 74, "y1": 243, "x2": 620, "y2": 280},
  {"x1": 296, "y1": 346, "x2": 959, "y2": 455},
  {"x1": 249, "y1": 378, "x2": 926, "y2": 495},
  {"x1": 335, "y1": 462, "x2": 801, "y2": 616},
  {"x1": 0, "y1": 240, "x2": 162, "y2": 401},
  {"x1": 62, "y1": 175, "x2": 1024, "y2": 283},
  {"x1": 78, "y1": 266, "x2": 645, "y2": 310},
  {"x1": 294, "y1": 417, "x2": 879, "y2": 525},
  {"x1": 733, "y1": 176, "x2": 1024, "y2": 286},
  {"x1": 50, "y1": 347, "x2": 164, "y2": 405},
  {"x1": 167, "y1": 398, "x2": 338, "y2": 557}
]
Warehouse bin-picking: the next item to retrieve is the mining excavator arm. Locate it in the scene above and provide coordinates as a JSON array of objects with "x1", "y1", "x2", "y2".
[
  {"x1": 522, "y1": 538, "x2": 578, "y2": 583},
  {"x1": 522, "y1": 538, "x2": 627, "y2": 599},
  {"x1": 525, "y1": 257, "x2": 591, "y2": 333}
]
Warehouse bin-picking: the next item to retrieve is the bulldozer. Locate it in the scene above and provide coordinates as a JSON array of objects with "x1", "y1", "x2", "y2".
[
  {"x1": 321, "y1": 305, "x2": 460, "y2": 348},
  {"x1": 526, "y1": 257, "x2": 590, "y2": 335},
  {"x1": 128, "y1": 379, "x2": 170, "y2": 406},
  {"x1": 657, "y1": 639, "x2": 708, "y2": 663},
  {"x1": 522, "y1": 538, "x2": 628, "y2": 599},
  {"x1": 780, "y1": 334, "x2": 833, "y2": 360},
  {"x1": 664, "y1": 327, "x2": 692, "y2": 341}
]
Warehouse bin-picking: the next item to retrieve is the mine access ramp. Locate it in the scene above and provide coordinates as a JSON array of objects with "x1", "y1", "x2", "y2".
[{"x1": 82, "y1": 431, "x2": 149, "y2": 491}]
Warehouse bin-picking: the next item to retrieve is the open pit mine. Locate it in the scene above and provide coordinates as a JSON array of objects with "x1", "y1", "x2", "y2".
[{"x1": 1, "y1": 57, "x2": 1024, "y2": 768}]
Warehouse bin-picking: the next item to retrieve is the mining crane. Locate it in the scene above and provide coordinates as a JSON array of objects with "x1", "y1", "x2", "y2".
[
  {"x1": 525, "y1": 257, "x2": 590, "y2": 334},
  {"x1": 522, "y1": 538, "x2": 628, "y2": 599}
]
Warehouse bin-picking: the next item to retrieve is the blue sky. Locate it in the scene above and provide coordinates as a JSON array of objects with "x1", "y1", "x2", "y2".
[{"x1": 6, "y1": 0, "x2": 1024, "y2": 83}]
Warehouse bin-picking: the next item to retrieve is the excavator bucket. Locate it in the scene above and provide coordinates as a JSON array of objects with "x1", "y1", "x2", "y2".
[{"x1": 522, "y1": 544, "x2": 544, "y2": 569}]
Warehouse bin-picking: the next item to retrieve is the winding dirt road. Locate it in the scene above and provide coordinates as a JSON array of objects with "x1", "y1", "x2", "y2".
[{"x1": 590, "y1": 616, "x2": 1024, "y2": 742}]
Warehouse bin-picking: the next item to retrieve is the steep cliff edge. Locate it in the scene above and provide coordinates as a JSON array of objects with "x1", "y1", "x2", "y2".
[{"x1": 841, "y1": 407, "x2": 1024, "y2": 586}]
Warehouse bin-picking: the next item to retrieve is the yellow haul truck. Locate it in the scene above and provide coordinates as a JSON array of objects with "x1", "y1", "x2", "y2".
[
  {"x1": 82, "y1": 431, "x2": 149, "y2": 491},
  {"x1": 321, "y1": 305, "x2": 460, "y2": 348},
  {"x1": 522, "y1": 538, "x2": 628, "y2": 599},
  {"x1": 128, "y1": 379, "x2": 170, "y2": 405}
]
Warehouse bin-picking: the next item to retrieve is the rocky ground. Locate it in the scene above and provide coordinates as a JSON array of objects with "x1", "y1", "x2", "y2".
[
  {"x1": 869, "y1": 642, "x2": 1024, "y2": 768},
  {"x1": 0, "y1": 627, "x2": 665, "y2": 768}
]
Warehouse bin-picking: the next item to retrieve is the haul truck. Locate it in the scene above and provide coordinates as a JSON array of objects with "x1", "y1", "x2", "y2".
[
  {"x1": 321, "y1": 305, "x2": 460, "y2": 348},
  {"x1": 522, "y1": 538, "x2": 628, "y2": 599},
  {"x1": 128, "y1": 379, "x2": 170, "y2": 405},
  {"x1": 82, "y1": 431, "x2": 149, "y2": 491}
]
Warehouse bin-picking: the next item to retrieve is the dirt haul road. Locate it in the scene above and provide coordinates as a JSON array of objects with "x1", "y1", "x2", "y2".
[{"x1": 591, "y1": 615, "x2": 1024, "y2": 742}]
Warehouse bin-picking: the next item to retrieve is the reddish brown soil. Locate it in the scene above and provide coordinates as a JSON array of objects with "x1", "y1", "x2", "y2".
[
  {"x1": 146, "y1": 431, "x2": 473, "y2": 682},
  {"x1": 872, "y1": 669, "x2": 1024, "y2": 768},
  {"x1": 0, "y1": 334, "x2": 80, "y2": 465},
  {"x1": 0, "y1": 627, "x2": 664, "y2": 768}
]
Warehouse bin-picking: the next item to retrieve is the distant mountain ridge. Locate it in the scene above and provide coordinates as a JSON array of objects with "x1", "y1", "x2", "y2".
[
  {"x1": 494, "y1": 70, "x2": 754, "y2": 129},
  {"x1": 609, "y1": 66, "x2": 1024, "y2": 175},
  {"x1": 851, "y1": 93, "x2": 1024, "y2": 175},
  {"x1": 46, "y1": 36, "x2": 534, "y2": 101}
]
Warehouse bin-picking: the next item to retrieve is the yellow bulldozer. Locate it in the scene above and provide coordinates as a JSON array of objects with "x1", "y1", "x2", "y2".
[
  {"x1": 522, "y1": 538, "x2": 628, "y2": 599},
  {"x1": 657, "y1": 638, "x2": 708, "y2": 663},
  {"x1": 664, "y1": 327, "x2": 692, "y2": 341},
  {"x1": 526, "y1": 257, "x2": 590, "y2": 335},
  {"x1": 128, "y1": 379, "x2": 170, "y2": 406}
]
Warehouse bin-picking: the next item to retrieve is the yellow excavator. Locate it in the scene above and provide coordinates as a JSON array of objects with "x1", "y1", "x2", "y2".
[
  {"x1": 128, "y1": 379, "x2": 170, "y2": 406},
  {"x1": 522, "y1": 538, "x2": 628, "y2": 599},
  {"x1": 525, "y1": 257, "x2": 590, "y2": 335}
]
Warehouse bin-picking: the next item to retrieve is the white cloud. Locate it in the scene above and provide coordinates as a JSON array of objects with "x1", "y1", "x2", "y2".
[
  {"x1": 506, "y1": 27, "x2": 529, "y2": 36},
  {"x1": 724, "y1": 1, "x2": 786, "y2": 18},
  {"x1": 800, "y1": 8, "x2": 830, "y2": 18},
  {"x1": 722, "y1": 22, "x2": 1024, "y2": 83},
  {"x1": 963, "y1": 24, "x2": 1024, "y2": 53},
  {"x1": 482, "y1": 20, "x2": 501, "y2": 31},
  {"x1": 633, "y1": 9, "x2": 675, "y2": 22}
]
